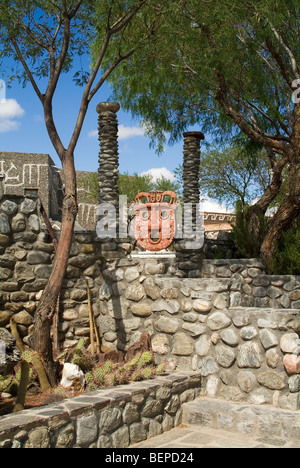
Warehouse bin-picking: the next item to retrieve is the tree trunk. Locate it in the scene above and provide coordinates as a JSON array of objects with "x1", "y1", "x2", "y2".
[
  {"x1": 32, "y1": 152, "x2": 78, "y2": 387},
  {"x1": 246, "y1": 153, "x2": 288, "y2": 250},
  {"x1": 260, "y1": 189, "x2": 300, "y2": 268},
  {"x1": 261, "y1": 103, "x2": 300, "y2": 269}
]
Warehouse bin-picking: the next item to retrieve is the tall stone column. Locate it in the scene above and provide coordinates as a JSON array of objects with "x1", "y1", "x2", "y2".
[
  {"x1": 97, "y1": 102, "x2": 120, "y2": 207},
  {"x1": 97, "y1": 102, "x2": 120, "y2": 241},
  {"x1": 175, "y1": 131, "x2": 205, "y2": 276},
  {"x1": 182, "y1": 131, "x2": 205, "y2": 214}
]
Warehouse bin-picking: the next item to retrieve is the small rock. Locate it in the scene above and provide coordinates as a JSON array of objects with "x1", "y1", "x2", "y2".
[
  {"x1": 280, "y1": 333, "x2": 300, "y2": 354},
  {"x1": 152, "y1": 300, "x2": 180, "y2": 315},
  {"x1": 237, "y1": 342, "x2": 263, "y2": 369},
  {"x1": 198, "y1": 357, "x2": 219, "y2": 377},
  {"x1": 240, "y1": 326, "x2": 258, "y2": 341},
  {"x1": 288, "y1": 375, "x2": 300, "y2": 393},
  {"x1": 215, "y1": 345, "x2": 236, "y2": 368},
  {"x1": 196, "y1": 335, "x2": 211, "y2": 356},
  {"x1": 131, "y1": 304, "x2": 152, "y2": 317},
  {"x1": 20, "y1": 198, "x2": 36, "y2": 214},
  {"x1": 27, "y1": 250, "x2": 50, "y2": 265},
  {"x1": 11, "y1": 213, "x2": 26, "y2": 232},
  {"x1": 0, "y1": 213, "x2": 10, "y2": 235},
  {"x1": 220, "y1": 329, "x2": 239, "y2": 347},
  {"x1": 259, "y1": 329, "x2": 278, "y2": 350},
  {"x1": 125, "y1": 284, "x2": 145, "y2": 302},
  {"x1": 172, "y1": 332, "x2": 194, "y2": 356},
  {"x1": 266, "y1": 348, "x2": 282, "y2": 369},
  {"x1": 237, "y1": 371, "x2": 258, "y2": 393},
  {"x1": 99, "y1": 283, "x2": 112, "y2": 301},
  {"x1": 283, "y1": 354, "x2": 300, "y2": 375},
  {"x1": 207, "y1": 312, "x2": 231, "y2": 331},
  {"x1": 152, "y1": 334, "x2": 170, "y2": 355},
  {"x1": 28, "y1": 214, "x2": 40, "y2": 232},
  {"x1": 182, "y1": 322, "x2": 206, "y2": 337},
  {"x1": 257, "y1": 371, "x2": 286, "y2": 390},
  {"x1": 124, "y1": 267, "x2": 139, "y2": 283},
  {"x1": 155, "y1": 316, "x2": 179, "y2": 334},
  {"x1": 193, "y1": 299, "x2": 212, "y2": 313},
  {"x1": 1, "y1": 200, "x2": 18, "y2": 215},
  {"x1": 13, "y1": 310, "x2": 33, "y2": 326}
]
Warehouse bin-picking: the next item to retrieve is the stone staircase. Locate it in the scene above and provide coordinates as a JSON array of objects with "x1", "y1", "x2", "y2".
[{"x1": 182, "y1": 397, "x2": 300, "y2": 442}]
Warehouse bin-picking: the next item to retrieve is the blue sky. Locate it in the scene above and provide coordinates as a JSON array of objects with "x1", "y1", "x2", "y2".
[
  {"x1": 0, "y1": 73, "x2": 186, "y2": 177},
  {"x1": 0, "y1": 67, "x2": 229, "y2": 212}
]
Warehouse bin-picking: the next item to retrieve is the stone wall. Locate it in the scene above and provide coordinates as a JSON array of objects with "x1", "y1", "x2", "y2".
[
  {"x1": 0, "y1": 153, "x2": 63, "y2": 220},
  {"x1": 0, "y1": 196, "x2": 299, "y2": 411},
  {"x1": 200, "y1": 259, "x2": 300, "y2": 310},
  {"x1": 0, "y1": 195, "x2": 104, "y2": 347},
  {"x1": 98, "y1": 255, "x2": 300, "y2": 411},
  {"x1": 0, "y1": 372, "x2": 201, "y2": 448}
]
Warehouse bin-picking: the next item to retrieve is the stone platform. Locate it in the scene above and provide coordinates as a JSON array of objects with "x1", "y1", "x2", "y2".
[{"x1": 131, "y1": 397, "x2": 300, "y2": 448}]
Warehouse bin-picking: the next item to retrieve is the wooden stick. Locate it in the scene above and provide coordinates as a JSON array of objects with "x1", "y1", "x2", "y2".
[{"x1": 86, "y1": 278, "x2": 95, "y2": 354}]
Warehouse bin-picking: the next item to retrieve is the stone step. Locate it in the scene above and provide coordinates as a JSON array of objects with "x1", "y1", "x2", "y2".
[{"x1": 182, "y1": 397, "x2": 300, "y2": 441}]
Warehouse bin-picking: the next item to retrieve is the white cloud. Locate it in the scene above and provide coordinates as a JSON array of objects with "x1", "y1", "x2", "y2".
[
  {"x1": 0, "y1": 120, "x2": 21, "y2": 133},
  {"x1": 0, "y1": 99, "x2": 24, "y2": 119},
  {"x1": 88, "y1": 124, "x2": 145, "y2": 140},
  {"x1": 88, "y1": 130, "x2": 98, "y2": 138},
  {"x1": 140, "y1": 167, "x2": 176, "y2": 182},
  {"x1": 0, "y1": 99, "x2": 25, "y2": 133},
  {"x1": 118, "y1": 124, "x2": 145, "y2": 140},
  {"x1": 200, "y1": 199, "x2": 232, "y2": 213}
]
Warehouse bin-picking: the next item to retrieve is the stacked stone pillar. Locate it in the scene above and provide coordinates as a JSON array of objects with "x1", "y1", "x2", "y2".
[
  {"x1": 175, "y1": 131, "x2": 205, "y2": 276},
  {"x1": 97, "y1": 102, "x2": 120, "y2": 209},
  {"x1": 182, "y1": 132, "x2": 204, "y2": 210},
  {"x1": 97, "y1": 102, "x2": 121, "y2": 244}
]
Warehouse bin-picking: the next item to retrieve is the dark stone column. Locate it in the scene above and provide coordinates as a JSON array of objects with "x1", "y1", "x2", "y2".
[
  {"x1": 96, "y1": 102, "x2": 121, "y2": 244},
  {"x1": 175, "y1": 131, "x2": 205, "y2": 276},
  {"x1": 182, "y1": 131, "x2": 205, "y2": 211},
  {"x1": 97, "y1": 102, "x2": 121, "y2": 209}
]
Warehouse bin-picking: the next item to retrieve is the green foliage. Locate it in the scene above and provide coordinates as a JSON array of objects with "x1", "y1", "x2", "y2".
[
  {"x1": 78, "y1": 171, "x2": 181, "y2": 205},
  {"x1": 231, "y1": 201, "x2": 268, "y2": 258},
  {"x1": 271, "y1": 221, "x2": 300, "y2": 275},
  {"x1": 66, "y1": 340, "x2": 93, "y2": 373},
  {"x1": 85, "y1": 352, "x2": 164, "y2": 391},
  {"x1": 108, "y1": 0, "x2": 294, "y2": 144},
  {"x1": 199, "y1": 144, "x2": 271, "y2": 210}
]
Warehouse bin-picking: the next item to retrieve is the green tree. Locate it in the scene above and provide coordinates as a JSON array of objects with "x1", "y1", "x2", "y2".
[
  {"x1": 108, "y1": 0, "x2": 300, "y2": 268},
  {"x1": 0, "y1": 0, "x2": 156, "y2": 385},
  {"x1": 80, "y1": 171, "x2": 180, "y2": 205},
  {"x1": 118, "y1": 172, "x2": 153, "y2": 203}
]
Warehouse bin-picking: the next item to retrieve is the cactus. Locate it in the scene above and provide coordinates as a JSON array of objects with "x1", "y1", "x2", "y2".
[
  {"x1": 103, "y1": 361, "x2": 113, "y2": 375},
  {"x1": 141, "y1": 367, "x2": 153, "y2": 379},
  {"x1": 156, "y1": 363, "x2": 166, "y2": 374},
  {"x1": 13, "y1": 360, "x2": 30, "y2": 413},
  {"x1": 129, "y1": 354, "x2": 141, "y2": 367},
  {"x1": 94, "y1": 367, "x2": 104, "y2": 384},
  {"x1": 138, "y1": 352, "x2": 154, "y2": 368}
]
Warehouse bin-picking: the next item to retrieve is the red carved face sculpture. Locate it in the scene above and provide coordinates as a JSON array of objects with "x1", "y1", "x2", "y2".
[{"x1": 132, "y1": 191, "x2": 179, "y2": 251}]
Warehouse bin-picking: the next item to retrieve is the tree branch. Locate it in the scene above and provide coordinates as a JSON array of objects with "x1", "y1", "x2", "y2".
[
  {"x1": 9, "y1": 35, "x2": 43, "y2": 103},
  {"x1": 215, "y1": 71, "x2": 290, "y2": 156},
  {"x1": 269, "y1": 24, "x2": 300, "y2": 80},
  {"x1": 109, "y1": 0, "x2": 147, "y2": 34}
]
